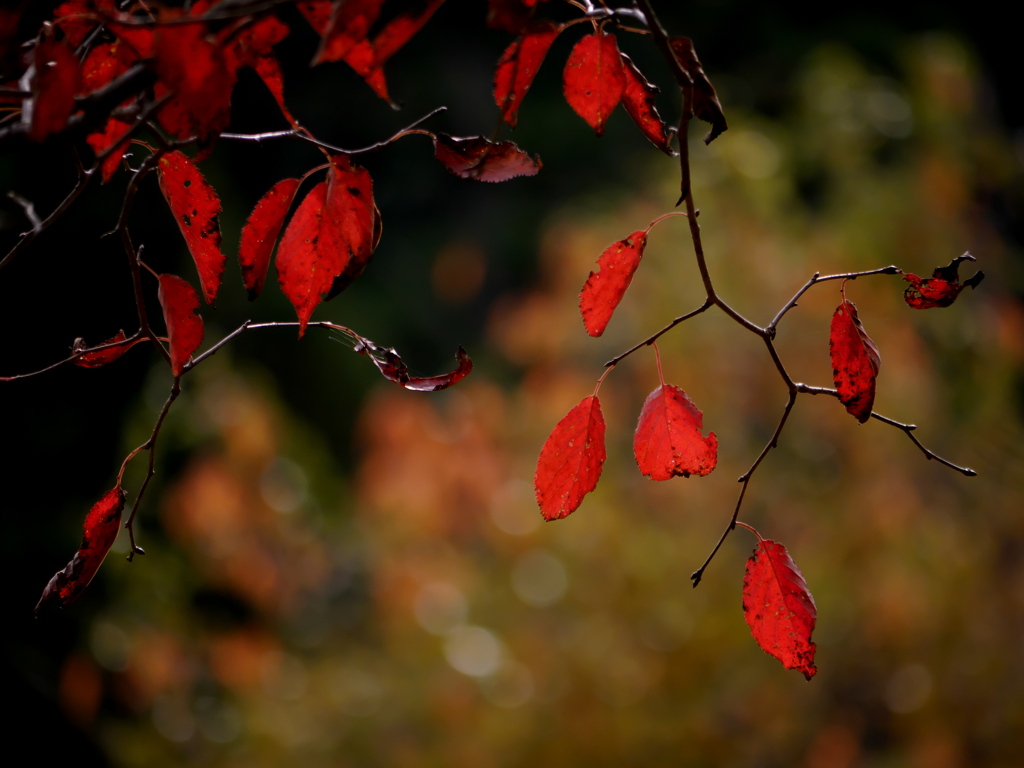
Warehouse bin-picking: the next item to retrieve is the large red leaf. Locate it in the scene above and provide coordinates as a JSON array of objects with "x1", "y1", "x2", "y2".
[
  {"x1": 276, "y1": 158, "x2": 377, "y2": 336},
  {"x1": 829, "y1": 299, "x2": 880, "y2": 423},
  {"x1": 535, "y1": 395, "x2": 606, "y2": 520},
  {"x1": 743, "y1": 539, "x2": 817, "y2": 680},
  {"x1": 238, "y1": 178, "x2": 300, "y2": 299},
  {"x1": 158, "y1": 274, "x2": 204, "y2": 377},
  {"x1": 562, "y1": 30, "x2": 625, "y2": 137},
  {"x1": 620, "y1": 54, "x2": 673, "y2": 155},
  {"x1": 35, "y1": 486, "x2": 126, "y2": 616},
  {"x1": 634, "y1": 384, "x2": 717, "y2": 480},
  {"x1": 579, "y1": 230, "x2": 647, "y2": 337},
  {"x1": 27, "y1": 37, "x2": 80, "y2": 142},
  {"x1": 432, "y1": 134, "x2": 542, "y2": 182},
  {"x1": 903, "y1": 253, "x2": 985, "y2": 309},
  {"x1": 494, "y1": 23, "x2": 561, "y2": 128},
  {"x1": 157, "y1": 150, "x2": 226, "y2": 306},
  {"x1": 355, "y1": 339, "x2": 473, "y2": 392}
]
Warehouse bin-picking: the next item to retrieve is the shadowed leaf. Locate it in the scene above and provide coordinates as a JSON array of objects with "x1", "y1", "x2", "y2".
[
  {"x1": 28, "y1": 37, "x2": 80, "y2": 142},
  {"x1": 355, "y1": 339, "x2": 473, "y2": 391},
  {"x1": 903, "y1": 252, "x2": 985, "y2": 309},
  {"x1": 239, "y1": 178, "x2": 300, "y2": 299},
  {"x1": 829, "y1": 299, "x2": 879, "y2": 423},
  {"x1": 73, "y1": 330, "x2": 142, "y2": 368},
  {"x1": 669, "y1": 37, "x2": 727, "y2": 144},
  {"x1": 620, "y1": 53, "x2": 674, "y2": 155},
  {"x1": 432, "y1": 134, "x2": 542, "y2": 182},
  {"x1": 494, "y1": 23, "x2": 561, "y2": 127}
]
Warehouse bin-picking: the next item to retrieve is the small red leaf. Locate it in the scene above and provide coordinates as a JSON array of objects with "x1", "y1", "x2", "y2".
[
  {"x1": 743, "y1": 539, "x2": 817, "y2": 680},
  {"x1": 73, "y1": 330, "x2": 142, "y2": 368},
  {"x1": 634, "y1": 384, "x2": 717, "y2": 480},
  {"x1": 903, "y1": 252, "x2": 985, "y2": 309},
  {"x1": 35, "y1": 486, "x2": 126, "y2": 616},
  {"x1": 27, "y1": 37, "x2": 80, "y2": 142},
  {"x1": 535, "y1": 395, "x2": 606, "y2": 520},
  {"x1": 494, "y1": 23, "x2": 562, "y2": 128},
  {"x1": 158, "y1": 274, "x2": 204, "y2": 377},
  {"x1": 356, "y1": 340, "x2": 473, "y2": 391},
  {"x1": 432, "y1": 134, "x2": 542, "y2": 182},
  {"x1": 238, "y1": 178, "x2": 300, "y2": 299},
  {"x1": 157, "y1": 150, "x2": 226, "y2": 305},
  {"x1": 562, "y1": 30, "x2": 625, "y2": 137},
  {"x1": 829, "y1": 299, "x2": 880, "y2": 423},
  {"x1": 276, "y1": 158, "x2": 377, "y2": 335},
  {"x1": 668, "y1": 37, "x2": 727, "y2": 144},
  {"x1": 579, "y1": 230, "x2": 647, "y2": 337},
  {"x1": 86, "y1": 117, "x2": 132, "y2": 183},
  {"x1": 620, "y1": 54, "x2": 673, "y2": 155}
]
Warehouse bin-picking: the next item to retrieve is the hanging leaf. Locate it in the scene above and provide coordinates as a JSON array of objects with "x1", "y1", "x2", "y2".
[
  {"x1": 73, "y1": 330, "x2": 142, "y2": 368},
  {"x1": 494, "y1": 23, "x2": 562, "y2": 127},
  {"x1": 579, "y1": 230, "x2": 647, "y2": 337},
  {"x1": 158, "y1": 274, "x2": 204, "y2": 377},
  {"x1": 743, "y1": 539, "x2": 817, "y2": 680},
  {"x1": 620, "y1": 54, "x2": 674, "y2": 155},
  {"x1": 355, "y1": 339, "x2": 473, "y2": 391},
  {"x1": 276, "y1": 157, "x2": 377, "y2": 336},
  {"x1": 238, "y1": 178, "x2": 300, "y2": 299},
  {"x1": 634, "y1": 384, "x2": 718, "y2": 480},
  {"x1": 903, "y1": 252, "x2": 985, "y2": 309},
  {"x1": 668, "y1": 37, "x2": 727, "y2": 144},
  {"x1": 563, "y1": 30, "x2": 625, "y2": 136},
  {"x1": 432, "y1": 134, "x2": 542, "y2": 182},
  {"x1": 226, "y1": 14, "x2": 294, "y2": 124},
  {"x1": 35, "y1": 486, "x2": 126, "y2": 617},
  {"x1": 829, "y1": 299, "x2": 880, "y2": 423},
  {"x1": 312, "y1": 0, "x2": 384, "y2": 65},
  {"x1": 27, "y1": 37, "x2": 80, "y2": 142},
  {"x1": 157, "y1": 150, "x2": 226, "y2": 306},
  {"x1": 535, "y1": 395, "x2": 606, "y2": 520}
]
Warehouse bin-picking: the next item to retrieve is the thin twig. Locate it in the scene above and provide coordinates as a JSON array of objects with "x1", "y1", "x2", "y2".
[
  {"x1": 768, "y1": 265, "x2": 901, "y2": 334},
  {"x1": 0, "y1": 331, "x2": 144, "y2": 381},
  {"x1": 604, "y1": 299, "x2": 712, "y2": 367}
]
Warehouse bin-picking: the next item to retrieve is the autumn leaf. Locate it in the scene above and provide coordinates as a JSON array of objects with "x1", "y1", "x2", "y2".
[
  {"x1": 158, "y1": 274, "x2": 204, "y2": 377},
  {"x1": 579, "y1": 230, "x2": 647, "y2": 337},
  {"x1": 668, "y1": 37, "x2": 727, "y2": 144},
  {"x1": 903, "y1": 252, "x2": 985, "y2": 309},
  {"x1": 27, "y1": 37, "x2": 80, "y2": 142},
  {"x1": 432, "y1": 134, "x2": 542, "y2": 182},
  {"x1": 86, "y1": 118, "x2": 132, "y2": 183},
  {"x1": 226, "y1": 13, "x2": 294, "y2": 124},
  {"x1": 494, "y1": 23, "x2": 562, "y2": 127},
  {"x1": 312, "y1": 0, "x2": 384, "y2": 65},
  {"x1": 743, "y1": 539, "x2": 817, "y2": 680},
  {"x1": 563, "y1": 30, "x2": 626, "y2": 136},
  {"x1": 157, "y1": 150, "x2": 226, "y2": 306},
  {"x1": 238, "y1": 178, "x2": 300, "y2": 299},
  {"x1": 35, "y1": 486, "x2": 126, "y2": 617},
  {"x1": 535, "y1": 395, "x2": 607, "y2": 520},
  {"x1": 53, "y1": 0, "x2": 116, "y2": 49},
  {"x1": 620, "y1": 54, "x2": 674, "y2": 155},
  {"x1": 355, "y1": 340, "x2": 473, "y2": 391},
  {"x1": 829, "y1": 299, "x2": 880, "y2": 423},
  {"x1": 276, "y1": 157, "x2": 377, "y2": 336},
  {"x1": 73, "y1": 330, "x2": 142, "y2": 368},
  {"x1": 634, "y1": 384, "x2": 718, "y2": 480}
]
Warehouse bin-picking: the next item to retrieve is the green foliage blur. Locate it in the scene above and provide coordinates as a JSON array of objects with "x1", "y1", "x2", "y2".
[{"x1": 3, "y1": 3, "x2": 1023, "y2": 767}]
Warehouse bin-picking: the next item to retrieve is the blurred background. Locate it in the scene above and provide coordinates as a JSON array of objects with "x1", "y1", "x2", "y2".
[{"x1": 2, "y1": 1, "x2": 1023, "y2": 765}]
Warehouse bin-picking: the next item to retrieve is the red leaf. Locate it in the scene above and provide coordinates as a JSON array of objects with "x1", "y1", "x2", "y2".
[
  {"x1": 35, "y1": 486, "x2": 126, "y2": 616},
  {"x1": 227, "y1": 13, "x2": 294, "y2": 124},
  {"x1": 27, "y1": 37, "x2": 80, "y2": 142},
  {"x1": 312, "y1": 0, "x2": 383, "y2": 65},
  {"x1": 158, "y1": 274, "x2": 204, "y2": 377},
  {"x1": 79, "y1": 40, "x2": 127, "y2": 96},
  {"x1": 157, "y1": 150, "x2": 226, "y2": 305},
  {"x1": 535, "y1": 395, "x2": 606, "y2": 520},
  {"x1": 494, "y1": 23, "x2": 561, "y2": 128},
  {"x1": 903, "y1": 252, "x2": 985, "y2": 309},
  {"x1": 743, "y1": 539, "x2": 817, "y2": 680},
  {"x1": 239, "y1": 178, "x2": 300, "y2": 299},
  {"x1": 668, "y1": 37, "x2": 727, "y2": 144},
  {"x1": 432, "y1": 134, "x2": 542, "y2": 182},
  {"x1": 86, "y1": 117, "x2": 131, "y2": 183},
  {"x1": 356, "y1": 339, "x2": 473, "y2": 391},
  {"x1": 54, "y1": 0, "x2": 115, "y2": 49},
  {"x1": 276, "y1": 158, "x2": 377, "y2": 336},
  {"x1": 620, "y1": 54, "x2": 674, "y2": 155},
  {"x1": 73, "y1": 330, "x2": 142, "y2": 368},
  {"x1": 562, "y1": 30, "x2": 625, "y2": 137},
  {"x1": 371, "y1": 0, "x2": 445, "y2": 66},
  {"x1": 579, "y1": 230, "x2": 647, "y2": 337},
  {"x1": 829, "y1": 299, "x2": 880, "y2": 423},
  {"x1": 634, "y1": 384, "x2": 718, "y2": 480}
]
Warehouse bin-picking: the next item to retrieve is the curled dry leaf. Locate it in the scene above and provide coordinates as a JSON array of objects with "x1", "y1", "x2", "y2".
[
  {"x1": 35, "y1": 486, "x2": 126, "y2": 617},
  {"x1": 579, "y1": 230, "x2": 647, "y2": 337},
  {"x1": 432, "y1": 134, "x2": 542, "y2": 182},
  {"x1": 73, "y1": 330, "x2": 142, "y2": 368},
  {"x1": 494, "y1": 23, "x2": 562, "y2": 127},
  {"x1": 668, "y1": 37, "x2": 727, "y2": 145},
  {"x1": 157, "y1": 151, "x2": 226, "y2": 306},
  {"x1": 829, "y1": 299, "x2": 879, "y2": 423},
  {"x1": 743, "y1": 539, "x2": 817, "y2": 680},
  {"x1": 355, "y1": 339, "x2": 473, "y2": 392},
  {"x1": 620, "y1": 54, "x2": 674, "y2": 155},
  {"x1": 634, "y1": 384, "x2": 718, "y2": 480},
  {"x1": 535, "y1": 395, "x2": 607, "y2": 520},
  {"x1": 158, "y1": 274, "x2": 204, "y2": 377},
  {"x1": 238, "y1": 178, "x2": 300, "y2": 299},
  {"x1": 903, "y1": 252, "x2": 985, "y2": 309},
  {"x1": 563, "y1": 30, "x2": 625, "y2": 136}
]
